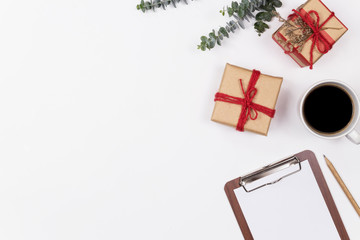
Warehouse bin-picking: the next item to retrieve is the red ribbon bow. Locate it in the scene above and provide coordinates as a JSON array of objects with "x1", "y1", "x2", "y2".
[
  {"x1": 291, "y1": 9, "x2": 335, "y2": 69},
  {"x1": 214, "y1": 70, "x2": 275, "y2": 132}
]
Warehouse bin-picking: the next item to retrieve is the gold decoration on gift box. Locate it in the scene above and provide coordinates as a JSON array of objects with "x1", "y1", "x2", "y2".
[{"x1": 281, "y1": 16, "x2": 314, "y2": 53}]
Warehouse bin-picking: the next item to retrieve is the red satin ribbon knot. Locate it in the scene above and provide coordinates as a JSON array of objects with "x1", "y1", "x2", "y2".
[
  {"x1": 291, "y1": 9, "x2": 335, "y2": 69},
  {"x1": 214, "y1": 70, "x2": 276, "y2": 132}
]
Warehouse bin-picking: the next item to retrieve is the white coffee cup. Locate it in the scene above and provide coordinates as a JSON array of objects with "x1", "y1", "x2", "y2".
[{"x1": 300, "y1": 80, "x2": 360, "y2": 144}]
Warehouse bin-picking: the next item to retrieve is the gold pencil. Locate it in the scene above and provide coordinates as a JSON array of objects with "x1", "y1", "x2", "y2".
[{"x1": 324, "y1": 155, "x2": 360, "y2": 217}]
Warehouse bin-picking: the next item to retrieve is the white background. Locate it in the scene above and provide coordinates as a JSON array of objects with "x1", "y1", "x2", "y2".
[{"x1": 0, "y1": 0, "x2": 359, "y2": 239}]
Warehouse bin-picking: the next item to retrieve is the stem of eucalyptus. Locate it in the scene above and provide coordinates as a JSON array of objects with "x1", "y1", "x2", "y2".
[
  {"x1": 198, "y1": 0, "x2": 283, "y2": 51},
  {"x1": 137, "y1": 0, "x2": 193, "y2": 12}
]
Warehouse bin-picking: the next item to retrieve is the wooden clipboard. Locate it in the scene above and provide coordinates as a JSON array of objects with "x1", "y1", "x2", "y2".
[{"x1": 225, "y1": 150, "x2": 349, "y2": 240}]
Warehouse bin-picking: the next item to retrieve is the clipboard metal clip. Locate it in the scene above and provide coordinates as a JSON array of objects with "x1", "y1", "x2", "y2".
[{"x1": 240, "y1": 156, "x2": 301, "y2": 192}]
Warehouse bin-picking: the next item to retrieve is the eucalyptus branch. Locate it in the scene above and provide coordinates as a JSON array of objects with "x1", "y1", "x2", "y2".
[
  {"x1": 198, "y1": 0, "x2": 282, "y2": 51},
  {"x1": 137, "y1": 0, "x2": 193, "y2": 12}
]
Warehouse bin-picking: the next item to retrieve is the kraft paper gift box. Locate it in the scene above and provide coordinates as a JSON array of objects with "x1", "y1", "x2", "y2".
[
  {"x1": 211, "y1": 64, "x2": 283, "y2": 136},
  {"x1": 273, "y1": 0, "x2": 347, "y2": 69}
]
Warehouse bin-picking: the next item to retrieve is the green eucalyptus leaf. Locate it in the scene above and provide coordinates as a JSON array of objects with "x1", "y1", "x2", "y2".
[
  {"x1": 209, "y1": 37, "x2": 216, "y2": 48},
  {"x1": 144, "y1": 2, "x2": 152, "y2": 10},
  {"x1": 154, "y1": 0, "x2": 161, "y2": 8},
  {"x1": 230, "y1": 20, "x2": 238, "y2": 31},
  {"x1": 264, "y1": 12, "x2": 273, "y2": 21},
  {"x1": 243, "y1": 14, "x2": 250, "y2": 22},
  {"x1": 242, "y1": 0, "x2": 250, "y2": 9},
  {"x1": 256, "y1": 11, "x2": 272, "y2": 21},
  {"x1": 216, "y1": 37, "x2": 222, "y2": 46},
  {"x1": 254, "y1": 20, "x2": 269, "y2": 34},
  {"x1": 237, "y1": 8, "x2": 245, "y2": 18},
  {"x1": 255, "y1": 12, "x2": 264, "y2": 20},
  {"x1": 262, "y1": 4, "x2": 275, "y2": 12},
  {"x1": 150, "y1": 0, "x2": 155, "y2": 11},
  {"x1": 219, "y1": 27, "x2": 229, "y2": 38},
  {"x1": 273, "y1": 0, "x2": 282, "y2": 8},
  {"x1": 247, "y1": 10, "x2": 255, "y2": 18},
  {"x1": 227, "y1": 7, "x2": 234, "y2": 17},
  {"x1": 218, "y1": 33, "x2": 224, "y2": 40},
  {"x1": 161, "y1": 2, "x2": 166, "y2": 9},
  {"x1": 231, "y1": 2, "x2": 239, "y2": 11},
  {"x1": 237, "y1": 19, "x2": 245, "y2": 29}
]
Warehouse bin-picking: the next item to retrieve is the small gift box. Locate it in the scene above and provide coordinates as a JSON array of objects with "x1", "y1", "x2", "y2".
[
  {"x1": 211, "y1": 64, "x2": 283, "y2": 136},
  {"x1": 273, "y1": 0, "x2": 348, "y2": 69}
]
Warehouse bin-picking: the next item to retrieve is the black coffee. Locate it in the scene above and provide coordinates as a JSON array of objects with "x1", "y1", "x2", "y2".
[{"x1": 303, "y1": 85, "x2": 353, "y2": 134}]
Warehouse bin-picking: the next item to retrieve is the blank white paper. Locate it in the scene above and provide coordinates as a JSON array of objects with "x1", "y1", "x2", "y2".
[{"x1": 235, "y1": 160, "x2": 340, "y2": 240}]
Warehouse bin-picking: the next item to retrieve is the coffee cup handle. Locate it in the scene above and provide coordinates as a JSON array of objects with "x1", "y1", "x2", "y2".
[{"x1": 346, "y1": 129, "x2": 360, "y2": 144}]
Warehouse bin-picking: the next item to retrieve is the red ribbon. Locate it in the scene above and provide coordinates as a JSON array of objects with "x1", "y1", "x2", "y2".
[
  {"x1": 291, "y1": 9, "x2": 335, "y2": 69},
  {"x1": 214, "y1": 70, "x2": 275, "y2": 132}
]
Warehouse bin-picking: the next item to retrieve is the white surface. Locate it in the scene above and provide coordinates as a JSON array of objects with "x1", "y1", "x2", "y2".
[
  {"x1": 235, "y1": 160, "x2": 339, "y2": 240},
  {"x1": 0, "y1": 0, "x2": 359, "y2": 240}
]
